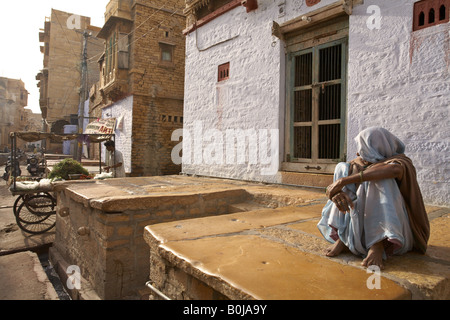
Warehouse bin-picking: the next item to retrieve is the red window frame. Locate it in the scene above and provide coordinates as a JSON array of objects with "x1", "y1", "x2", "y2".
[
  {"x1": 218, "y1": 62, "x2": 230, "y2": 82},
  {"x1": 413, "y1": 0, "x2": 450, "y2": 31}
]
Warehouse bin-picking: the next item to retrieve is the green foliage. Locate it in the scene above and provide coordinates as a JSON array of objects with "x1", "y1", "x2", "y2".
[{"x1": 48, "y1": 158, "x2": 89, "y2": 180}]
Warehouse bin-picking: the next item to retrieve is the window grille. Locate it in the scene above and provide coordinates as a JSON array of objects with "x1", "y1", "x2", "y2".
[
  {"x1": 413, "y1": 0, "x2": 449, "y2": 31},
  {"x1": 218, "y1": 62, "x2": 230, "y2": 82},
  {"x1": 291, "y1": 42, "x2": 345, "y2": 161}
]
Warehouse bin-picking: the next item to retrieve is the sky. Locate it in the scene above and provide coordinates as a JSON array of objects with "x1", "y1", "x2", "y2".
[{"x1": 0, "y1": 0, "x2": 110, "y2": 114}]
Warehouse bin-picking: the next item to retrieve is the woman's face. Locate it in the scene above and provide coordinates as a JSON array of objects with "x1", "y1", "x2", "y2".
[{"x1": 357, "y1": 153, "x2": 372, "y2": 166}]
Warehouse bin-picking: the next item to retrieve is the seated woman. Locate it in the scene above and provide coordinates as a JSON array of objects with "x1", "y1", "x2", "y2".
[{"x1": 317, "y1": 127, "x2": 430, "y2": 269}]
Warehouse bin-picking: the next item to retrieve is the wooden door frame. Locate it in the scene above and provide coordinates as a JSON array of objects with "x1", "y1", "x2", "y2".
[{"x1": 282, "y1": 16, "x2": 349, "y2": 174}]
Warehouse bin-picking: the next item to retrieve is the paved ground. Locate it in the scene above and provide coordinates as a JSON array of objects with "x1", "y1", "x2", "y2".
[{"x1": 0, "y1": 165, "x2": 67, "y2": 300}]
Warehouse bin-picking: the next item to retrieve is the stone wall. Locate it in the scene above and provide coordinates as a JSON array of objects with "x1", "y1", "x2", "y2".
[
  {"x1": 347, "y1": 0, "x2": 450, "y2": 206},
  {"x1": 147, "y1": 245, "x2": 229, "y2": 300},
  {"x1": 46, "y1": 10, "x2": 103, "y2": 124},
  {"x1": 182, "y1": 0, "x2": 344, "y2": 182},
  {"x1": 127, "y1": 0, "x2": 186, "y2": 176},
  {"x1": 0, "y1": 77, "x2": 30, "y2": 149},
  {"x1": 102, "y1": 96, "x2": 134, "y2": 173}
]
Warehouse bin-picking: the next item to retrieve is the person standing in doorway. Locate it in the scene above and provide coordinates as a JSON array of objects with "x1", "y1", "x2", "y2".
[{"x1": 104, "y1": 141, "x2": 126, "y2": 178}]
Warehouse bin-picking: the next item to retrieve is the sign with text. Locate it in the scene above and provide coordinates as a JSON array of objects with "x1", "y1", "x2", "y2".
[{"x1": 84, "y1": 118, "x2": 116, "y2": 135}]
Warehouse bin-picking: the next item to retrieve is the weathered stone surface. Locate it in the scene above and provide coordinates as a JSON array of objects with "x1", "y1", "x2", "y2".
[
  {"x1": 51, "y1": 175, "x2": 285, "y2": 299},
  {"x1": 281, "y1": 171, "x2": 333, "y2": 188},
  {"x1": 379, "y1": 213, "x2": 450, "y2": 300},
  {"x1": 150, "y1": 233, "x2": 410, "y2": 300},
  {"x1": 146, "y1": 204, "x2": 323, "y2": 244},
  {"x1": 51, "y1": 175, "x2": 448, "y2": 300},
  {"x1": 144, "y1": 193, "x2": 450, "y2": 300}
]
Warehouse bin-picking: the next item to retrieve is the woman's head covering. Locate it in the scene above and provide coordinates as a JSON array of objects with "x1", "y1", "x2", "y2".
[{"x1": 355, "y1": 127, "x2": 405, "y2": 163}]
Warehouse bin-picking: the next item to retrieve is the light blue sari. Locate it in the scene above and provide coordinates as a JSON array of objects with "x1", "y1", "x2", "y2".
[{"x1": 317, "y1": 128, "x2": 414, "y2": 258}]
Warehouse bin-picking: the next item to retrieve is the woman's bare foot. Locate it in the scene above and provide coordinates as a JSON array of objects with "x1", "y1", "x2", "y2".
[
  {"x1": 324, "y1": 239, "x2": 348, "y2": 257},
  {"x1": 361, "y1": 241, "x2": 385, "y2": 269}
]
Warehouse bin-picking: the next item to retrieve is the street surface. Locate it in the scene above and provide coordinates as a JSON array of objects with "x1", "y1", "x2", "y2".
[{"x1": 0, "y1": 164, "x2": 68, "y2": 300}]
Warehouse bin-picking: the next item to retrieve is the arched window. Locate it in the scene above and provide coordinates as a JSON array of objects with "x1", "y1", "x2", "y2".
[
  {"x1": 439, "y1": 5, "x2": 446, "y2": 20},
  {"x1": 419, "y1": 11, "x2": 425, "y2": 26},
  {"x1": 429, "y1": 8, "x2": 435, "y2": 23}
]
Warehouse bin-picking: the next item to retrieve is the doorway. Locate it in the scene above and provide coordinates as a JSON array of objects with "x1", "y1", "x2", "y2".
[{"x1": 283, "y1": 16, "x2": 348, "y2": 174}]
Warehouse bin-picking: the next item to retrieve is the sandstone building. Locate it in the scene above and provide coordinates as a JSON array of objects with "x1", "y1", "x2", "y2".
[
  {"x1": 36, "y1": 9, "x2": 104, "y2": 152},
  {"x1": 0, "y1": 77, "x2": 33, "y2": 150},
  {"x1": 89, "y1": 0, "x2": 186, "y2": 176}
]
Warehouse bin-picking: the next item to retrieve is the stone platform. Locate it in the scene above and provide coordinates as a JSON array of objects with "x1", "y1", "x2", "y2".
[
  {"x1": 46, "y1": 175, "x2": 449, "y2": 300},
  {"x1": 51, "y1": 175, "x2": 313, "y2": 299},
  {"x1": 143, "y1": 179, "x2": 450, "y2": 300}
]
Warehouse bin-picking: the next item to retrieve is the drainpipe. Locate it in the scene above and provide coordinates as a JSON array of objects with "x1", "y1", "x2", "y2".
[{"x1": 145, "y1": 281, "x2": 171, "y2": 300}]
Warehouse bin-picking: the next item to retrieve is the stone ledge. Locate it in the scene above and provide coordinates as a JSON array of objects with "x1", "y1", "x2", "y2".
[
  {"x1": 280, "y1": 171, "x2": 333, "y2": 188},
  {"x1": 144, "y1": 205, "x2": 450, "y2": 300},
  {"x1": 54, "y1": 177, "x2": 251, "y2": 213}
]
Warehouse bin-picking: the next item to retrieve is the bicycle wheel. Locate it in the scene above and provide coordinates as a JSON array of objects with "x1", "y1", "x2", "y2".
[
  {"x1": 15, "y1": 201, "x2": 56, "y2": 235},
  {"x1": 12, "y1": 192, "x2": 51, "y2": 218},
  {"x1": 23, "y1": 193, "x2": 56, "y2": 217},
  {"x1": 13, "y1": 195, "x2": 24, "y2": 216}
]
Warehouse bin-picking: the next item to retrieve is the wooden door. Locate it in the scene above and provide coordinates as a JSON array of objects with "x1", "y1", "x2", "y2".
[{"x1": 285, "y1": 37, "x2": 348, "y2": 174}]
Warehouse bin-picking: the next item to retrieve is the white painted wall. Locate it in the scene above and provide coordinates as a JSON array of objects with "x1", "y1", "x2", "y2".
[
  {"x1": 63, "y1": 124, "x2": 78, "y2": 155},
  {"x1": 182, "y1": 0, "x2": 449, "y2": 206},
  {"x1": 102, "y1": 95, "x2": 133, "y2": 173},
  {"x1": 182, "y1": 0, "x2": 334, "y2": 182},
  {"x1": 347, "y1": 0, "x2": 450, "y2": 206}
]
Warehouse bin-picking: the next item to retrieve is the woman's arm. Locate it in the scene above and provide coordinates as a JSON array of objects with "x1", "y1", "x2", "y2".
[{"x1": 326, "y1": 161, "x2": 404, "y2": 213}]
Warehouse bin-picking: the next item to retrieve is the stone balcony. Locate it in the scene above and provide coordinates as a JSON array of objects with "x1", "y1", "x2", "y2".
[{"x1": 104, "y1": 0, "x2": 133, "y2": 22}]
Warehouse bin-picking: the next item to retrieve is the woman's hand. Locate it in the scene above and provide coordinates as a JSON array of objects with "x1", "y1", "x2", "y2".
[
  {"x1": 326, "y1": 178, "x2": 354, "y2": 213},
  {"x1": 326, "y1": 178, "x2": 345, "y2": 200},
  {"x1": 331, "y1": 191, "x2": 354, "y2": 213}
]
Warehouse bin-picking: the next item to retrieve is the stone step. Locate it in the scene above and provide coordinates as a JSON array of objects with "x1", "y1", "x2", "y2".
[
  {"x1": 280, "y1": 171, "x2": 333, "y2": 188},
  {"x1": 144, "y1": 204, "x2": 450, "y2": 300},
  {"x1": 228, "y1": 202, "x2": 268, "y2": 213}
]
